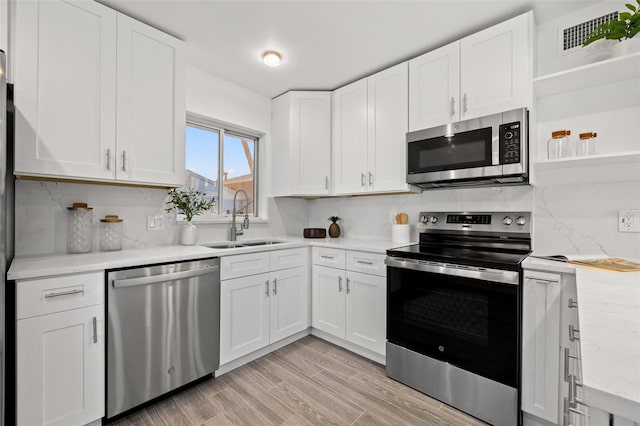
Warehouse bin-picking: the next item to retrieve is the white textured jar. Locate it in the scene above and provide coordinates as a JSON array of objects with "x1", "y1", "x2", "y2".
[
  {"x1": 67, "y1": 202, "x2": 93, "y2": 253},
  {"x1": 100, "y1": 215, "x2": 123, "y2": 251}
]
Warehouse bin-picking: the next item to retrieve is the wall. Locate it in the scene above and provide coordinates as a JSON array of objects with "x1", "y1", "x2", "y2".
[{"x1": 13, "y1": 63, "x2": 308, "y2": 255}]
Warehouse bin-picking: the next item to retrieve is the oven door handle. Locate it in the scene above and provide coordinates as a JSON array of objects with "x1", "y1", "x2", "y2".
[{"x1": 385, "y1": 257, "x2": 519, "y2": 285}]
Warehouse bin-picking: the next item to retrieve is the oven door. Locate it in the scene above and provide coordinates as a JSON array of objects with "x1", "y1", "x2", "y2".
[{"x1": 386, "y1": 257, "x2": 519, "y2": 388}]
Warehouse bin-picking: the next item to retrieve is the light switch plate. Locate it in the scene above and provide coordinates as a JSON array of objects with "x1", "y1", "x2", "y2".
[
  {"x1": 147, "y1": 215, "x2": 164, "y2": 231},
  {"x1": 618, "y1": 209, "x2": 640, "y2": 233}
]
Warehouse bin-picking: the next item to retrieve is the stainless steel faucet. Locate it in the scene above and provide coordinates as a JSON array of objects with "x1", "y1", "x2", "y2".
[{"x1": 230, "y1": 189, "x2": 250, "y2": 241}]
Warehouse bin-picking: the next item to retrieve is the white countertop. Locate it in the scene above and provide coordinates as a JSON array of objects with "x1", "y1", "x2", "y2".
[
  {"x1": 523, "y1": 256, "x2": 640, "y2": 422},
  {"x1": 7, "y1": 236, "x2": 409, "y2": 281}
]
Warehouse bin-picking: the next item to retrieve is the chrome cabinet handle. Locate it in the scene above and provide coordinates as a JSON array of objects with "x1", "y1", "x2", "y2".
[
  {"x1": 92, "y1": 316, "x2": 98, "y2": 344},
  {"x1": 563, "y1": 397, "x2": 586, "y2": 425},
  {"x1": 44, "y1": 288, "x2": 84, "y2": 299},
  {"x1": 368, "y1": 172, "x2": 373, "y2": 186},
  {"x1": 122, "y1": 151, "x2": 127, "y2": 171},
  {"x1": 450, "y1": 97, "x2": 455, "y2": 117},
  {"x1": 265, "y1": 280, "x2": 270, "y2": 297},
  {"x1": 568, "y1": 374, "x2": 586, "y2": 409},
  {"x1": 320, "y1": 255, "x2": 334, "y2": 260},
  {"x1": 356, "y1": 260, "x2": 374, "y2": 265},
  {"x1": 564, "y1": 347, "x2": 579, "y2": 382},
  {"x1": 325, "y1": 176, "x2": 329, "y2": 189},
  {"x1": 273, "y1": 278, "x2": 277, "y2": 295},
  {"x1": 568, "y1": 298, "x2": 578, "y2": 309},
  {"x1": 361, "y1": 172, "x2": 366, "y2": 187},
  {"x1": 569, "y1": 325, "x2": 580, "y2": 341},
  {"x1": 338, "y1": 276, "x2": 343, "y2": 292},
  {"x1": 462, "y1": 93, "x2": 468, "y2": 113},
  {"x1": 346, "y1": 277, "x2": 350, "y2": 294},
  {"x1": 106, "y1": 148, "x2": 111, "y2": 171}
]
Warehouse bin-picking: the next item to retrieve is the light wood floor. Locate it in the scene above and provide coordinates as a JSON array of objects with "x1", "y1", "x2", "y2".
[{"x1": 112, "y1": 336, "x2": 487, "y2": 426}]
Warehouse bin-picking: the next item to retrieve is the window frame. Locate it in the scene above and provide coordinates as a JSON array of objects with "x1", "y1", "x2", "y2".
[{"x1": 184, "y1": 112, "x2": 263, "y2": 223}]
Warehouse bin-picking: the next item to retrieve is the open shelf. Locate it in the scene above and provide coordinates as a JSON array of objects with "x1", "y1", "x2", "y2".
[
  {"x1": 533, "y1": 151, "x2": 640, "y2": 185},
  {"x1": 534, "y1": 52, "x2": 640, "y2": 98}
]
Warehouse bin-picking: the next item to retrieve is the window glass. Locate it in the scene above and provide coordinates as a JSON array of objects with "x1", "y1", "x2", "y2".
[
  {"x1": 185, "y1": 124, "x2": 220, "y2": 214},
  {"x1": 222, "y1": 133, "x2": 255, "y2": 215}
]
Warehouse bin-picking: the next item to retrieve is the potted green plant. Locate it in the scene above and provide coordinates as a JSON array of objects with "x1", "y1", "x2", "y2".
[
  {"x1": 166, "y1": 188, "x2": 215, "y2": 245},
  {"x1": 328, "y1": 216, "x2": 341, "y2": 238},
  {"x1": 583, "y1": 1, "x2": 640, "y2": 57}
]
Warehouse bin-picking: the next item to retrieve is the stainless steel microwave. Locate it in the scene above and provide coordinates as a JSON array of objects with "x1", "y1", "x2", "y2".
[{"x1": 406, "y1": 108, "x2": 528, "y2": 189}]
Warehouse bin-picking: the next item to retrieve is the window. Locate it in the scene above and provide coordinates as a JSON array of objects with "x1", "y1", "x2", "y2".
[{"x1": 184, "y1": 116, "x2": 258, "y2": 217}]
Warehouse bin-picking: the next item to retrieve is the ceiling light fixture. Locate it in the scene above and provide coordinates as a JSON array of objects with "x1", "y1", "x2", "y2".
[{"x1": 263, "y1": 51, "x2": 282, "y2": 67}]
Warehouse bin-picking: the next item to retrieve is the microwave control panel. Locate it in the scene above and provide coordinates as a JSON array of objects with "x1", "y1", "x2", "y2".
[{"x1": 499, "y1": 122, "x2": 521, "y2": 165}]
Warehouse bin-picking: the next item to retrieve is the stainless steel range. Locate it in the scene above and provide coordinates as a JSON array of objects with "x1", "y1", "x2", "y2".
[{"x1": 385, "y1": 211, "x2": 531, "y2": 426}]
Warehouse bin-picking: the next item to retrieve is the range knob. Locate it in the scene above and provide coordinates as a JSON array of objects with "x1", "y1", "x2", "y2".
[
  {"x1": 502, "y1": 216, "x2": 513, "y2": 226},
  {"x1": 421, "y1": 215, "x2": 429, "y2": 224},
  {"x1": 515, "y1": 216, "x2": 527, "y2": 226},
  {"x1": 430, "y1": 216, "x2": 438, "y2": 224}
]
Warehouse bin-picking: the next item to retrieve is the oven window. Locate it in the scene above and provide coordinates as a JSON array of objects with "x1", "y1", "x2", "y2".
[
  {"x1": 408, "y1": 127, "x2": 493, "y2": 174},
  {"x1": 387, "y1": 266, "x2": 518, "y2": 387}
]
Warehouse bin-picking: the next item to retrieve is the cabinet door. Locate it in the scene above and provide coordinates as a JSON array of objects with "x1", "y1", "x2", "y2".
[
  {"x1": 408, "y1": 41, "x2": 460, "y2": 131},
  {"x1": 291, "y1": 92, "x2": 331, "y2": 195},
  {"x1": 332, "y1": 79, "x2": 368, "y2": 195},
  {"x1": 17, "y1": 305, "x2": 104, "y2": 426},
  {"x1": 311, "y1": 265, "x2": 345, "y2": 338},
  {"x1": 345, "y1": 271, "x2": 386, "y2": 355},
  {"x1": 14, "y1": 0, "x2": 117, "y2": 180},
  {"x1": 220, "y1": 273, "x2": 270, "y2": 364},
  {"x1": 460, "y1": 12, "x2": 531, "y2": 120},
  {"x1": 269, "y1": 266, "x2": 310, "y2": 343},
  {"x1": 116, "y1": 14, "x2": 185, "y2": 186},
  {"x1": 367, "y1": 62, "x2": 409, "y2": 193},
  {"x1": 521, "y1": 272, "x2": 561, "y2": 424}
]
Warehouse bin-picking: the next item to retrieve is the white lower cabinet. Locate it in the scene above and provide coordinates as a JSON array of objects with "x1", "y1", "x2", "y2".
[
  {"x1": 16, "y1": 272, "x2": 105, "y2": 426},
  {"x1": 312, "y1": 248, "x2": 386, "y2": 357},
  {"x1": 219, "y1": 248, "x2": 309, "y2": 365}
]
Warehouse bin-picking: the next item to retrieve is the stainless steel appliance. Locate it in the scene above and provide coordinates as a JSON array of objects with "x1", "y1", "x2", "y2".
[
  {"x1": 106, "y1": 258, "x2": 220, "y2": 420},
  {"x1": 406, "y1": 108, "x2": 528, "y2": 188},
  {"x1": 0, "y1": 49, "x2": 15, "y2": 426},
  {"x1": 385, "y1": 211, "x2": 531, "y2": 426}
]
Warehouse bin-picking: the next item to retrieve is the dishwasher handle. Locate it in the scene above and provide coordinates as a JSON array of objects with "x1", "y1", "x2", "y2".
[{"x1": 113, "y1": 266, "x2": 219, "y2": 288}]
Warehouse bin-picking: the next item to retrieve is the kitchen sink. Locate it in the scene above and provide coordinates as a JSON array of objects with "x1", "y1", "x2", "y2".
[
  {"x1": 205, "y1": 243, "x2": 248, "y2": 249},
  {"x1": 204, "y1": 240, "x2": 286, "y2": 249},
  {"x1": 241, "y1": 241, "x2": 285, "y2": 246}
]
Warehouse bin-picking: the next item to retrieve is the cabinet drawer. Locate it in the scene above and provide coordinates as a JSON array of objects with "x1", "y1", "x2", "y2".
[
  {"x1": 312, "y1": 247, "x2": 346, "y2": 269},
  {"x1": 221, "y1": 251, "x2": 270, "y2": 280},
  {"x1": 270, "y1": 248, "x2": 308, "y2": 271},
  {"x1": 17, "y1": 272, "x2": 105, "y2": 319},
  {"x1": 346, "y1": 251, "x2": 386, "y2": 277}
]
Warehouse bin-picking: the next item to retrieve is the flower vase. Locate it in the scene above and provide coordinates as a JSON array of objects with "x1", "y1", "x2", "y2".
[
  {"x1": 181, "y1": 222, "x2": 197, "y2": 245},
  {"x1": 328, "y1": 222, "x2": 341, "y2": 238}
]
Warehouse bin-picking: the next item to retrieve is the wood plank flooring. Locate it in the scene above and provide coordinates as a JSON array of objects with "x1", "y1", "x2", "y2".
[{"x1": 112, "y1": 336, "x2": 487, "y2": 426}]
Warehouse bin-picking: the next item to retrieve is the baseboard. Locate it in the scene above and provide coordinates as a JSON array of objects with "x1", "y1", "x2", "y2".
[{"x1": 311, "y1": 329, "x2": 386, "y2": 365}]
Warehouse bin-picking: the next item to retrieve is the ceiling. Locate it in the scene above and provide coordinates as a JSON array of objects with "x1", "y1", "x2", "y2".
[{"x1": 100, "y1": 0, "x2": 602, "y2": 98}]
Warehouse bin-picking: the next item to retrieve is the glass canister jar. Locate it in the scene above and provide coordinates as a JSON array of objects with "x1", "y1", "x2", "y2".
[
  {"x1": 548, "y1": 130, "x2": 573, "y2": 160},
  {"x1": 100, "y1": 215, "x2": 123, "y2": 251},
  {"x1": 576, "y1": 132, "x2": 597, "y2": 156},
  {"x1": 67, "y1": 202, "x2": 93, "y2": 254}
]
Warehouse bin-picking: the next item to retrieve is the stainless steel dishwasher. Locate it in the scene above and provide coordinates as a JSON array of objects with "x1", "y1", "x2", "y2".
[{"x1": 106, "y1": 258, "x2": 220, "y2": 419}]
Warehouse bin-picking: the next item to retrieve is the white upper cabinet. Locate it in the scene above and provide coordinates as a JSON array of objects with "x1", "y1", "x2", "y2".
[
  {"x1": 14, "y1": 0, "x2": 117, "y2": 181},
  {"x1": 409, "y1": 41, "x2": 460, "y2": 131},
  {"x1": 333, "y1": 62, "x2": 409, "y2": 195},
  {"x1": 271, "y1": 91, "x2": 331, "y2": 196},
  {"x1": 409, "y1": 11, "x2": 532, "y2": 131},
  {"x1": 14, "y1": 0, "x2": 185, "y2": 187},
  {"x1": 460, "y1": 12, "x2": 532, "y2": 120},
  {"x1": 332, "y1": 79, "x2": 369, "y2": 195},
  {"x1": 116, "y1": 14, "x2": 185, "y2": 186}
]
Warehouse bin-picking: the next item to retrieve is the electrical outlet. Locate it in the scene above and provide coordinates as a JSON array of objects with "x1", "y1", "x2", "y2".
[
  {"x1": 147, "y1": 215, "x2": 164, "y2": 231},
  {"x1": 618, "y1": 209, "x2": 640, "y2": 233}
]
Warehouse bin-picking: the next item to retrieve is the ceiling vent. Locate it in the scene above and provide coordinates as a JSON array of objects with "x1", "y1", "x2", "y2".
[{"x1": 562, "y1": 11, "x2": 619, "y2": 51}]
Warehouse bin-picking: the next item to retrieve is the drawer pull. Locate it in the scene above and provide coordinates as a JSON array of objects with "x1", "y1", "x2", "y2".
[
  {"x1": 92, "y1": 316, "x2": 98, "y2": 344},
  {"x1": 44, "y1": 288, "x2": 84, "y2": 299},
  {"x1": 568, "y1": 298, "x2": 578, "y2": 309},
  {"x1": 356, "y1": 260, "x2": 374, "y2": 265},
  {"x1": 273, "y1": 278, "x2": 277, "y2": 296},
  {"x1": 320, "y1": 255, "x2": 335, "y2": 260},
  {"x1": 338, "y1": 276, "x2": 343, "y2": 292},
  {"x1": 568, "y1": 374, "x2": 586, "y2": 409},
  {"x1": 265, "y1": 280, "x2": 270, "y2": 297},
  {"x1": 346, "y1": 277, "x2": 351, "y2": 294},
  {"x1": 564, "y1": 347, "x2": 580, "y2": 382},
  {"x1": 569, "y1": 325, "x2": 580, "y2": 341}
]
